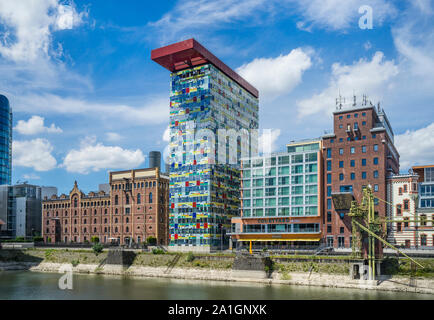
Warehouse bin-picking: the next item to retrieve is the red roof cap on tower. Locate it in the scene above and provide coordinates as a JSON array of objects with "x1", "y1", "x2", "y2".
[{"x1": 151, "y1": 38, "x2": 259, "y2": 98}]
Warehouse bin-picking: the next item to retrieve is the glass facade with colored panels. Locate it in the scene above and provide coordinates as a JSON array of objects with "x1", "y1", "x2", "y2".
[
  {"x1": 168, "y1": 63, "x2": 259, "y2": 249},
  {"x1": 0, "y1": 95, "x2": 12, "y2": 185},
  {"x1": 241, "y1": 142, "x2": 321, "y2": 219}
]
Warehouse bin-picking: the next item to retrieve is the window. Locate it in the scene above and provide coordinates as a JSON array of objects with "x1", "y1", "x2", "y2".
[
  {"x1": 354, "y1": 113, "x2": 358, "y2": 118},
  {"x1": 339, "y1": 173, "x2": 344, "y2": 181},
  {"x1": 373, "y1": 170, "x2": 379, "y2": 178},
  {"x1": 327, "y1": 160, "x2": 332, "y2": 171},
  {"x1": 396, "y1": 204, "x2": 402, "y2": 216},
  {"x1": 350, "y1": 173, "x2": 355, "y2": 180},
  {"x1": 373, "y1": 144, "x2": 378, "y2": 152},
  {"x1": 362, "y1": 159, "x2": 366, "y2": 166},
  {"x1": 149, "y1": 192, "x2": 153, "y2": 203},
  {"x1": 373, "y1": 157, "x2": 378, "y2": 165},
  {"x1": 374, "y1": 185, "x2": 379, "y2": 192},
  {"x1": 397, "y1": 222, "x2": 402, "y2": 232},
  {"x1": 362, "y1": 146, "x2": 367, "y2": 153},
  {"x1": 339, "y1": 148, "x2": 344, "y2": 155},
  {"x1": 340, "y1": 227, "x2": 345, "y2": 234},
  {"x1": 404, "y1": 218, "x2": 409, "y2": 228},
  {"x1": 327, "y1": 186, "x2": 332, "y2": 197},
  {"x1": 115, "y1": 195, "x2": 118, "y2": 205},
  {"x1": 362, "y1": 172, "x2": 367, "y2": 179},
  {"x1": 339, "y1": 161, "x2": 344, "y2": 168},
  {"x1": 420, "y1": 214, "x2": 427, "y2": 226},
  {"x1": 327, "y1": 212, "x2": 332, "y2": 222},
  {"x1": 362, "y1": 121, "x2": 366, "y2": 126},
  {"x1": 398, "y1": 187, "x2": 403, "y2": 195},
  {"x1": 403, "y1": 184, "x2": 407, "y2": 193},
  {"x1": 327, "y1": 174, "x2": 332, "y2": 184},
  {"x1": 137, "y1": 193, "x2": 141, "y2": 204},
  {"x1": 327, "y1": 225, "x2": 332, "y2": 233},
  {"x1": 403, "y1": 200, "x2": 409, "y2": 210},
  {"x1": 350, "y1": 160, "x2": 355, "y2": 167},
  {"x1": 421, "y1": 235, "x2": 427, "y2": 246}
]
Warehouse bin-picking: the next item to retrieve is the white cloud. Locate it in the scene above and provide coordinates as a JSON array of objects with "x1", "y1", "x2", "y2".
[
  {"x1": 392, "y1": 24, "x2": 434, "y2": 79},
  {"x1": 0, "y1": 0, "x2": 86, "y2": 62},
  {"x1": 14, "y1": 115, "x2": 62, "y2": 135},
  {"x1": 297, "y1": 51, "x2": 399, "y2": 118},
  {"x1": 106, "y1": 132, "x2": 122, "y2": 142},
  {"x1": 395, "y1": 123, "x2": 434, "y2": 170},
  {"x1": 236, "y1": 48, "x2": 313, "y2": 99},
  {"x1": 259, "y1": 129, "x2": 281, "y2": 154},
  {"x1": 22, "y1": 173, "x2": 41, "y2": 180},
  {"x1": 14, "y1": 94, "x2": 169, "y2": 125},
  {"x1": 290, "y1": 0, "x2": 396, "y2": 31},
  {"x1": 13, "y1": 138, "x2": 57, "y2": 171},
  {"x1": 150, "y1": 0, "x2": 269, "y2": 43},
  {"x1": 62, "y1": 137, "x2": 146, "y2": 174}
]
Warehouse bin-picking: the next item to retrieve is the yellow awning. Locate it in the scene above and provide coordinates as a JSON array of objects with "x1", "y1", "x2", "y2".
[{"x1": 239, "y1": 239, "x2": 321, "y2": 242}]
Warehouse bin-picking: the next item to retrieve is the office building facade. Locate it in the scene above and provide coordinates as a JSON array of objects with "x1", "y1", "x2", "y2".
[
  {"x1": 152, "y1": 39, "x2": 259, "y2": 251},
  {"x1": 412, "y1": 165, "x2": 434, "y2": 247},
  {"x1": 0, "y1": 94, "x2": 12, "y2": 185},
  {"x1": 230, "y1": 139, "x2": 323, "y2": 247},
  {"x1": 0, "y1": 183, "x2": 54, "y2": 239},
  {"x1": 322, "y1": 98, "x2": 400, "y2": 248}
]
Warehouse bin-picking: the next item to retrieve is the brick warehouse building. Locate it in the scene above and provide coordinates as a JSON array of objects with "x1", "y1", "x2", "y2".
[
  {"x1": 321, "y1": 97, "x2": 400, "y2": 249},
  {"x1": 42, "y1": 168, "x2": 170, "y2": 245}
]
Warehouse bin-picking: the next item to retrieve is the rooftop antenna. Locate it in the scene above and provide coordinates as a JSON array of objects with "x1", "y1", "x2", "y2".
[{"x1": 353, "y1": 91, "x2": 357, "y2": 106}]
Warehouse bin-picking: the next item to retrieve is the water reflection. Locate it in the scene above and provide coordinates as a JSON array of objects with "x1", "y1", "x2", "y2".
[{"x1": 0, "y1": 271, "x2": 431, "y2": 300}]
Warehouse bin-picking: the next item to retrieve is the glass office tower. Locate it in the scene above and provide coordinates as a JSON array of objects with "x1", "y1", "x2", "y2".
[
  {"x1": 0, "y1": 94, "x2": 12, "y2": 185},
  {"x1": 152, "y1": 39, "x2": 259, "y2": 251}
]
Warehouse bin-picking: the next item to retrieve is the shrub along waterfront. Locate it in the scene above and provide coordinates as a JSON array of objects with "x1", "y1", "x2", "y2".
[{"x1": 0, "y1": 248, "x2": 433, "y2": 278}]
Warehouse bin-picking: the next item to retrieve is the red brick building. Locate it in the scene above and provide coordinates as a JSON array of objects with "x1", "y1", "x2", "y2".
[
  {"x1": 42, "y1": 168, "x2": 170, "y2": 245},
  {"x1": 321, "y1": 97, "x2": 400, "y2": 248}
]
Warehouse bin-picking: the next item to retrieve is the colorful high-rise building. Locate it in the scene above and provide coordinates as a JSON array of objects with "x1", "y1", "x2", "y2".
[
  {"x1": 0, "y1": 94, "x2": 12, "y2": 185},
  {"x1": 152, "y1": 39, "x2": 259, "y2": 251}
]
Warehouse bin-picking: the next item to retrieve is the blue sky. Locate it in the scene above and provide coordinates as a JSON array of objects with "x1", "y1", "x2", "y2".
[{"x1": 0, "y1": 0, "x2": 433, "y2": 195}]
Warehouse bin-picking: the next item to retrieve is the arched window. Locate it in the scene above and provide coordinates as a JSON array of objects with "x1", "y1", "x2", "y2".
[
  {"x1": 65, "y1": 220, "x2": 68, "y2": 225},
  {"x1": 149, "y1": 192, "x2": 153, "y2": 203},
  {"x1": 115, "y1": 218, "x2": 118, "y2": 223},
  {"x1": 126, "y1": 217, "x2": 129, "y2": 223},
  {"x1": 126, "y1": 227, "x2": 129, "y2": 233},
  {"x1": 94, "y1": 227, "x2": 97, "y2": 233},
  {"x1": 126, "y1": 194, "x2": 129, "y2": 205},
  {"x1": 74, "y1": 219, "x2": 77, "y2": 224},
  {"x1": 94, "y1": 209, "x2": 97, "y2": 215},
  {"x1": 137, "y1": 193, "x2": 141, "y2": 204},
  {"x1": 145, "y1": 182, "x2": 148, "y2": 188},
  {"x1": 115, "y1": 227, "x2": 118, "y2": 233},
  {"x1": 84, "y1": 219, "x2": 87, "y2": 224},
  {"x1": 104, "y1": 218, "x2": 107, "y2": 223},
  {"x1": 94, "y1": 218, "x2": 97, "y2": 224},
  {"x1": 84, "y1": 227, "x2": 87, "y2": 233},
  {"x1": 153, "y1": 181, "x2": 156, "y2": 187},
  {"x1": 74, "y1": 198, "x2": 78, "y2": 208},
  {"x1": 115, "y1": 195, "x2": 118, "y2": 205}
]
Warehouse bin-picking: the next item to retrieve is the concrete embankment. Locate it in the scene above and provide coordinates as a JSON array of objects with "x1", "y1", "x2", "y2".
[{"x1": 1, "y1": 261, "x2": 433, "y2": 295}]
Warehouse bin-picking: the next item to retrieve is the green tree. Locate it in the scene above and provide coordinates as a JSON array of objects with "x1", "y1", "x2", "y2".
[
  {"x1": 146, "y1": 236, "x2": 157, "y2": 246},
  {"x1": 92, "y1": 243, "x2": 103, "y2": 256}
]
